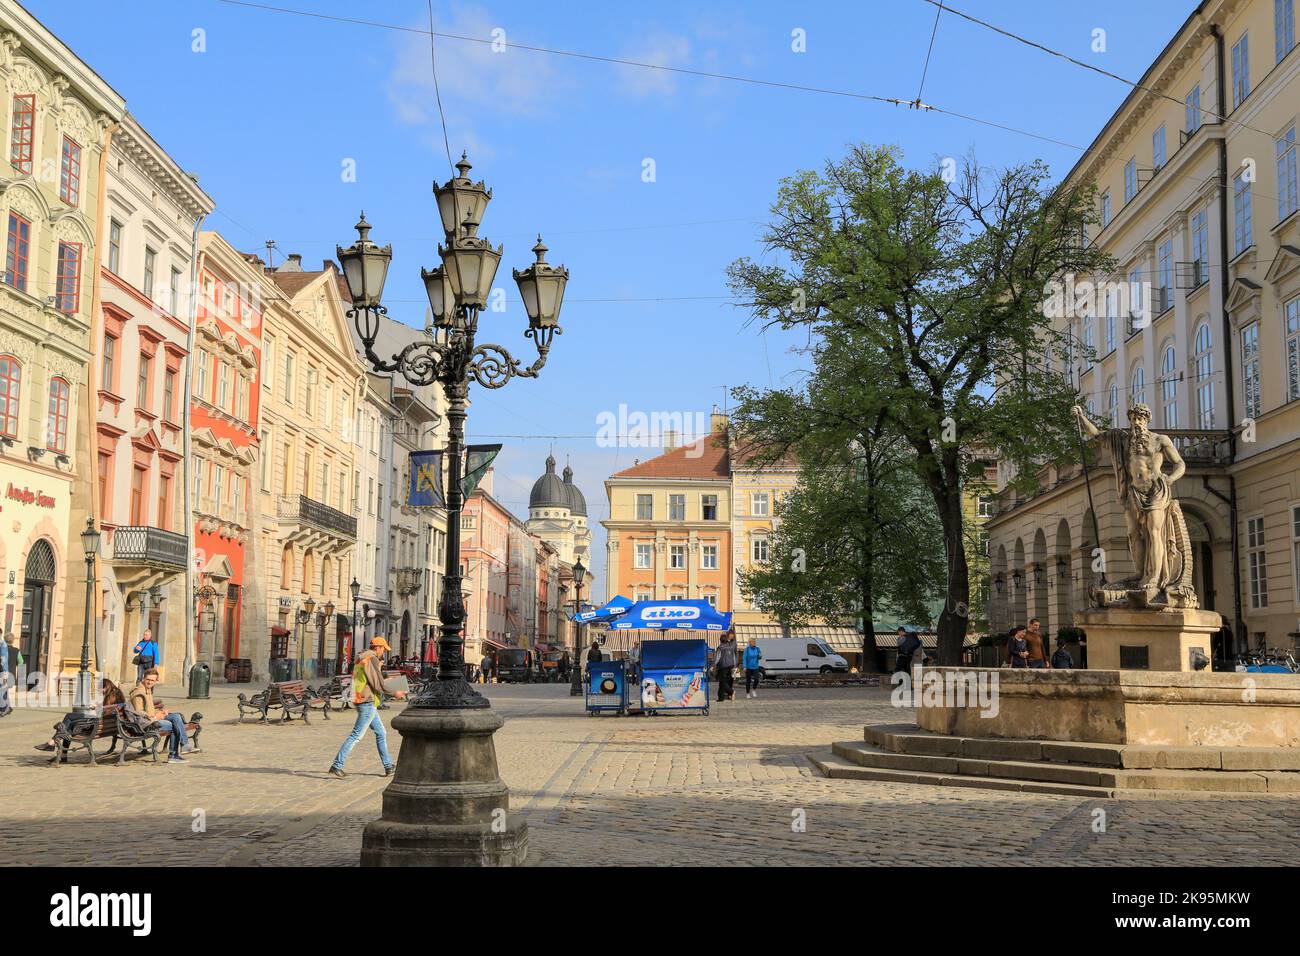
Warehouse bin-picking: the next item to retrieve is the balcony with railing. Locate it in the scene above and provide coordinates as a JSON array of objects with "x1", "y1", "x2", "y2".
[
  {"x1": 277, "y1": 494, "x2": 357, "y2": 543},
  {"x1": 109, "y1": 526, "x2": 189, "y2": 571}
]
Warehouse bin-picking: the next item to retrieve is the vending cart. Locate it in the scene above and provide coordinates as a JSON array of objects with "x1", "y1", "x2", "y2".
[
  {"x1": 635, "y1": 639, "x2": 711, "y2": 716},
  {"x1": 584, "y1": 657, "x2": 629, "y2": 715}
]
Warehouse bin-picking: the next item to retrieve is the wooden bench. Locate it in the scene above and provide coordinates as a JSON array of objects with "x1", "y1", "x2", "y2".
[
  {"x1": 236, "y1": 680, "x2": 330, "y2": 723},
  {"x1": 314, "y1": 675, "x2": 352, "y2": 711},
  {"x1": 50, "y1": 704, "x2": 204, "y2": 766}
]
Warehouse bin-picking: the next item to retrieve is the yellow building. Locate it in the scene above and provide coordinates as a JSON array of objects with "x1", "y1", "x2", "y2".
[
  {"x1": 988, "y1": 0, "x2": 1300, "y2": 654},
  {"x1": 728, "y1": 437, "x2": 798, "y2": 626},
  {"x1": 0, "y1": 7, "x2": 123, "y2": 683}
]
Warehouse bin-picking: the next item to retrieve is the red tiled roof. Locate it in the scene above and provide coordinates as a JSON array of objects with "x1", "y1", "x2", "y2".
[
  {"x1": 729, "y1": 436, "x2": 799, "y2": 470},
  {"x1": 610, "y1": 433, "x2": 729, "y2": 479}
]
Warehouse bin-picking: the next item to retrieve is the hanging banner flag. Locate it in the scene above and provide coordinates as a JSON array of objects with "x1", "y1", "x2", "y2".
[
  {"x1": 408, "y1": 450, "x2": 445, "y2": 508},
  {"x1": 463, "y1": 444, "x2": 502, "y2": 497}
]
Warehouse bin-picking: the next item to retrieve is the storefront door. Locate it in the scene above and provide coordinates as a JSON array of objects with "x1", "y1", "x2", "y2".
[{"x1": 20, "y1": 583, "x2": 45, "y2": 682}]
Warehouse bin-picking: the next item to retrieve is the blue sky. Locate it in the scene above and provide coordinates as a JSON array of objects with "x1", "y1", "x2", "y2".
[{"x1": 30, "y1": 0, "x2": 1196, "y2": 599}]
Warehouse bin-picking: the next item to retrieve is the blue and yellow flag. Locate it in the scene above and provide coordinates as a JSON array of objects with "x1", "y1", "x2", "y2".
[{"x1": 409, "y1": 450, "x2": 444, "y2": 508}]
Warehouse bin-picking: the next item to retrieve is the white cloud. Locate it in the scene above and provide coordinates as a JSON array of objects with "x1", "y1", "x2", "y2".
[{"x1": 616, "y1": 32, "x2": 693, "y2": 98}]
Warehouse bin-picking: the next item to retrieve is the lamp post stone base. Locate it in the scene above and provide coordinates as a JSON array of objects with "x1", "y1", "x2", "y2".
[{"x1": 359, "y1": 706, "x2": 527, "y2": 867}]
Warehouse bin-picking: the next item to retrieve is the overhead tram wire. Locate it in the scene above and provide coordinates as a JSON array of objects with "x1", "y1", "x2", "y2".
[
  {"x1": 215, "y1": 0, "x2": 1086, "y2": 151},
  {"x1": 915, "y1": 0, "x2": 944, "y2": 105}
]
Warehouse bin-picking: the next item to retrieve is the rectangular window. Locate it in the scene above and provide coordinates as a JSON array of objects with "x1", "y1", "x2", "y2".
[
  {"x1": 46, "y1": 379, "x2": 69, "y2": 453},
  {"x1": 1157, "y1": 240, "x2": 1173, "y2": 313},
  {"x1": 170, "y1": 267, "x2": 182, "y2": 315},
  {"x1": 1286, "y1": 297, "x2": 1300, "y2": 402},
  {"x1": 163, "y1": 368, "x2": 176, "y2": 422},
  {"x1": 977, "y1": 495, "x2": 993, "y2": 518},
  {"x1": 193, "y1": 458, "x2": 204, "y2": 502},
  {"x1": 157, "y1": 474, "x2": 171, "y2": 530},
  {"x1": 55, "y1": 241, "x2": 82, "y2": 312},
  {"x1": 260, "y1": 428, "x2": 272, "y2": 490},
  {"x1": 9, "y1": 94, "x2": 34, "y2": 173},
  {"x1": 1232, "y1": 32, "x2": 1250, "y2": 108},
  {"x1": 1104, "y1": 289, "x2": 1116, "y2": 352},
  {"x1": 283, "y1": 352, "x2": 295, "y2": 404},
  {"x1": 1278, "y1": 0, "x2": 1295, "y2": 63},
  {"x1": 1123, "y1": 157, "x2": 1137, "y2": 203},
  {"x1": 1185, "y1": 85, "x2": 1201, "y2": 133},
  {"x1": 634, "y1": 543, "x2": 652, "y2": 569},
  {"x1": 102, "y1": 335, "x2": 117, "y2": 392},
  {"x1": 1127, "y1": 267, "x2": 1145, "y2": 333},
  {"x1": 1191, "y1": 208, "x2": 1209, "y2": 285},
  {"x1": 98, "y1": 452, "x2": 112, "y2": 521},
  {"x1": 635, "y1": 494, "x2": 653, "y2": 521},
  {"x1": 137, "y1": 352, "x2": 152, "y2": 409},
  {"x1": 130, "y1": 467, "x2": 147, "y2": 525},
  {"x1": 59, "y1": 136, "x2": 81, "y2": 206},
  {"x1": 1242, "y1": 323, "x2": 1261, "y2": 420},
  {"x1": 701, "y1": 494, "x2": 718, "y2": 521},
  {"x1": 1100, "y1": 191, "x2": 1112, "y2": 228},
  {"x1": 1292, "y1": 504, "x2": 1300, "y2": 605},
  {"x1": 1152, "y1": 124, "x2": 1166, "y2": 170},
  {"x1": 108, "y1": 219, "x2": 122, "y2": 274},
  {"x1": 214, "y1": 465, "x2": 225, "y2": 514},
  {"x1": 669, "y1": 544, "x2": 685, "y2": 570},
  {"x1": 5, "y1": 213, "x2": 30, "y2": 291},
  {"x1": 1247, "y1": 516, "x2": 1268, "y2": 609},
  {"x1": 668, "y1": 494, "x2": 685, "y2": 520},
  {"x1": 305, "y1": 366, "x2": 316, "y2": 415},
  {"x1": 1277, "y1": 126, "x2": 1298, "y2": 221},
  {"x1": 143, "y1": 246, "x2": 156, "y2": 300},
  {"x1": 751, "y1": 538, "x2": 769, "y2": 563},
  {"x1": 701, "y1": 544, "x2": 718, "y2": 569},
  {"x1": 263, "y1": 336, "x2": 276, "y2": 393},
  {"x1": 751, "y1": 492, "x2": 770, "y2": 517},
  {"x1": 1234, "y1": 171, "x2": 1253, "y2": 254},
  {"x1": 217, "y1": 361, "x2": 230, "y2": 410},
  {"x1": 196, "y1": 350, "x2": 209, "y2": 400}
]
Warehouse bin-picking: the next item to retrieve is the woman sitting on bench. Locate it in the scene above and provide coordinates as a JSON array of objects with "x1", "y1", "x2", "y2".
[{"x1": 34, "y1": 678, "x2": 125, "y2": 752}]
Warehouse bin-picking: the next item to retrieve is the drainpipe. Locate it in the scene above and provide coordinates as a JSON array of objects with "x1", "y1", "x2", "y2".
[
  {"x1": 181, "y1": 215, "x2": 207, "y2": 684},
  {"x1": 1211, "y1": 24, "x2": 1245, "y2": 655}
]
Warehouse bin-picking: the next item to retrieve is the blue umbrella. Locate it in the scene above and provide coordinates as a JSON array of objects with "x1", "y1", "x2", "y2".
[
  {"x1": 572, "y1": 594, "x2": 633, "y2": 623},
  {"x1": 609, "y1": 599, "x2": 733, "y2": 631}
]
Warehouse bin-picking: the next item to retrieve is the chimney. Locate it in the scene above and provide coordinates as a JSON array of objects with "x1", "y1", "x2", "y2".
[
  {"x1": 662, "y1": 429, "x2": 679, "y2": 451},
  {"x1": 710, "y1": 404, "x2": 729, "y2": 435},
  {"x1": 279, "y1": 253, "x2": 304, "y2": 272},
  {"x1": 479, "y1": 466, "x2": 494, "y2": 496}
]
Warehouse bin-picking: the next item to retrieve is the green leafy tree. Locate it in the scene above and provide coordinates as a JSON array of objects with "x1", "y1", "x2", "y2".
[{"x1": 729, "y1": 145, "x2": 1110, "y2": 663}]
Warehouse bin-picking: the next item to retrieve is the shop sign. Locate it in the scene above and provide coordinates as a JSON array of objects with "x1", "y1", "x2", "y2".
[{"x1": 5, "y1": 484, "x2": 56, "y2": 509}]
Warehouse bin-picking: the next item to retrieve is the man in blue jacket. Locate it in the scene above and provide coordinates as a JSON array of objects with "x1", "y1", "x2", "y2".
[
  {"x1": 133, "y1": 628, "x2": 159, "y2": 685},
  {"x1": 743, "y1": 638, "x2": 763, "y2": 699}
]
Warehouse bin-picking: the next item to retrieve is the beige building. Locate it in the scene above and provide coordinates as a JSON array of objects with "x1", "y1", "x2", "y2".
[
  {"x1": 728, "y1": 438, "x2": 798, "y2": 626},
  {"x1": 988, "y1": 0, "x2": 1300, "y2": 655},
  {"x1": 250, "y1": 257, "x2": 365, "y2": 679},
  {"x1": 0, "y1": 5, "x2": 123, "y2": 685}
]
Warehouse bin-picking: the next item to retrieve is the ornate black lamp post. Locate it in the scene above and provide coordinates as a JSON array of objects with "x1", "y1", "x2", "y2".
[
  {"x1": 338, "y1": 153, "x2": 567, "y2": 867},
  {"x1": 348, "y1": 577, "x2": 361, "y2": 674},
  {"x1": 568, "y1": 557, "x2": 587, "y2": 697},
  {"x1": 75, "y1": 518, "x2": 100, "y2": 716}
]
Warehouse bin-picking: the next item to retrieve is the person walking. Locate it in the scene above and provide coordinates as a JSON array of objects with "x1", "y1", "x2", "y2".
[
  {"x1": 1025, "y1": 618, "x2": 1052, "y2": 669},
  {"x1": 742, "y1": 637, "x2": 763, "y2": 699},
  {"x1": 1051, "y1": 635, "x2": 1075, "y2": 669},
  {"x1": 0, "y1": 632, "x2": 12, "y2": 717},
  {"x1": 715, "y1": 631, "x2": 738, "y2": 702},
  {"x1": 127, "y1": 668, "x2": 193, "y2": 761},
  {"x1": 330, "y1": 636, "x2": 405, "y2": 778},
  {"x1": 895, "y1": 627, "x2": 922, "y2": 674},
  {"x1": 133, "y1": 628, "x2": 159, "y2": 685},
  {"x1": 1006, "y1": 625, "x2": 1029, "y2": 668},
  {"x1": 480, "y1": 652, "x2": 494, "y2": 684}
]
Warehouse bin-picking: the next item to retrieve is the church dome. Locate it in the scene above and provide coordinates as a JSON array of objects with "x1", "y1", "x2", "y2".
[
  {"x1": 529, "y1": 455, "x2": 570, "y2": 510},
  {"x1": 562, "y1": 464, "x2": 587, "y2": 516}
]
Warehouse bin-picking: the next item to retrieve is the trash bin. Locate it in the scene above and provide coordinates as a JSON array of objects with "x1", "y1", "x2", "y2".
[{"x1": 188, "y1": 662, "x2": 211, "y2": 699}]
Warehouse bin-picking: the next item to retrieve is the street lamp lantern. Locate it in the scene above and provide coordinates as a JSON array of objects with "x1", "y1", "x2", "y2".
[
  {"x1": 322, "y1": 600, "x2": 336, "y2": 620},
  {"x1": 513, "y1": 236, "x2": 568, "y2": 331},
  {"x1": 421, "y1": 264, "x2": 456, "y2": 329},
  {"x1": 336, "y1": 212, "x2": 393, "y2": 329},
  {"x1": 571, "y1": 556, "x2": 586, "y2": 590},
  {"x1": 80, "y1": 516, "x2": 101, "y2": 559},
  {"x1": 438, "y1": 222, "x2": 502, "y2": 311},
  {"x1": 350, "y1": 577, "x2": 361, "y2": 602},
  {"x1": 75, "y1": 517, "x2": 98, "y2": 715},
  {"x1": 433, "y1": 152, "x2": 491, "y2": 236},
  {"x1": 303, "y1": 595, "x2": 317, "y2": 619}
]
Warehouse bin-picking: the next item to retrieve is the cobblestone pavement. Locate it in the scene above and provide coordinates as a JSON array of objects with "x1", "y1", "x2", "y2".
[{"x1": 2, "y1": 681, "x2": 1297, "y2": 866}]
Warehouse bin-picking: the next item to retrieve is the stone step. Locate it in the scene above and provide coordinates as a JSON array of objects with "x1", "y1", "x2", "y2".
[
  {"x1": 809, "y1": 750, "x2": 1115, "y2": 797},
  {"x1": 864, "y1": 723, "x2": 1300, "y2": 771}
]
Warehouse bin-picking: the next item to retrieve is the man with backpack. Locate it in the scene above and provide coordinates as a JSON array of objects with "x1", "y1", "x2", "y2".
[
  {"x1": 895, "y1": 628, "x2": 922, "y2": 674},
  {"x1": 714, "y1": 631, "x2": 739, "y2": 702},
  {"x1": 1051, "y1": 635, "x2": 1075, "y2": 669}
]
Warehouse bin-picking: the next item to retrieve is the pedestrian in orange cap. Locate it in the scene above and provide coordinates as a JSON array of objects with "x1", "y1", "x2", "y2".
[{"x1": 329, "y1": 635, "x2": 404, "y2": 778}]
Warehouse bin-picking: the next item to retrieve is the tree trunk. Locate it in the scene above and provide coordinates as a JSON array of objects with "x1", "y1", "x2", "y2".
[
  {"x1": 859, "y1": 557, "x2": 879, "y2": 673},
  {"x1": 935, "y1": 485, "x2": 969, "y2": 666}
]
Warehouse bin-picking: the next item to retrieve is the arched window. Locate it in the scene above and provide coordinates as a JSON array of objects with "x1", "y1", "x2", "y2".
[
  {"x1": 0, "y1": 356, "x2": 20, "y2": 438},
  {"x1": 321, "y1": 555, "x2": 332, "y2": 597},
  {"x1": 46, "y1": 377, "x2": 69, "y2": 452},
  {"x1": 280, "y1": 545, "x2": 292, "y2": 589},
  {"x1": 1193, "y1": 323, "x2": 1215, "y2": 427},
  {"x1": 1160, "y1": 342, "x2": 1178, "y2": 428},
  {"x1": 1129, "y1": 362, "x2": 1146, "y2": 407},
  {"x1": 1106, "y1": 377, "x2": 1119, "y2": 421},
  {"x1": 302, "y1": 550, "x2": 314, "y2": 595}
]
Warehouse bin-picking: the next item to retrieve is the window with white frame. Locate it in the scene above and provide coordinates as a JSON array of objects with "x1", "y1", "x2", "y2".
[
  {"x1": 1193, "y1": 323, "x2": 1215, "y2": 427},
  {"x1": 1107, "y1": 378, "x2": 1119, "y2": 421},
  {"x1": 1160, "y1": 343, "x2": 1179, "y2": 428},
  {"x1": 1232, "y1": 32, "x2": 1250, "y2": 107},
  {"x1": 668, "y1": 493, "x2": 685, "y2": 520},
  {"x1": 1130, "y1": 362, "x2": 1146, "y2": 407},
  {"x1": 977, "y1": 495, "x2": 993, "y2": 518},
  {"x1": 1100, "y1": 191, "x2": 1112, "y2": 227},
  {"x1": 1242, "y1": 322, "x2": 1262, "y2": 420},
  {"x1": 1157, "y1": 239, "x2": 1173, "y2": 311},
  {"x1": 1104, "y1": 288, "x2": 1116, "y2": 352},
  {"x1": 751, "y1": 492, "x2": 769, "y2": 517},
  {"x1": 635, "y1": 590, "x2": 653, "y2": 603},
  {"x1": 634, "y1": 543, "x2": 652, "y2": 569},
  {"x1": 1123, "y1": 157, "x2": 1137, "y2": 203},
  {"x1": 1152, "y1": 124, "x2": 1166, "y2": 170},
  {"x1": 701, "y1": 543, "x2": 718, "y2": 569},
  {"x1": 1186, "y1": 84, "x2": 1201, "y2": 133},
  {"x1": 751, "y1": 536, "x2": 769, "y2": 564},
  {"x1": 1247, "y1": 515, "x2": 1268, "y2": 609},
  {"x1": 1278, "y1": 0, "x2": 1295, "y2": 63},
  {"x1": 701, "y1": 494, "x2": 718, "y2": 520},
  {"x1": 1286, "y1": 296, "x2": 1300, "y2": 401},
  {"x1": 1233, "y1": 170, "x2": 1254, "y2": 255},
  {"x1": 635, "y1": 494, "x2": 653, "y2": 520},
  {"x1": 668, "y1": 544, "x2": 685, "y2": 569},
  {"x1": 1127, "y1": 266, "x2": 1145, "y2": 333},
  {"x1": 1277, "y1": 125, "x2": 1298, "y2": 221},
  {"x1": 1191, "y1": 208, "x2": 1209, "y2": 285},
  {"x1": 703, "y1": 593, "x2": 717, "y2": 609}
]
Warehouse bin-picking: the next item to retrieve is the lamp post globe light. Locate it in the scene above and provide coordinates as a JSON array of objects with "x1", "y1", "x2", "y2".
[
  {"x1": 338, "y1": 153, "x2": 568, "y2": 867},
  {"x1": 75, "y1": 518, "x2": 100, "y2": 716},
  {"x1": 568, "y1": 557, "x2": 587, "y2": 697}
]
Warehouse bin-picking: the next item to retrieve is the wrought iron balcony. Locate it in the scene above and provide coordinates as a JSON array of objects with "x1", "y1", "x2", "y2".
[
  {"x1": 277, "y1": 494, "x2": 357, "y2": 540},
  {"x1": 110, "y1": 526, "x2": 189, "y2": 570}
]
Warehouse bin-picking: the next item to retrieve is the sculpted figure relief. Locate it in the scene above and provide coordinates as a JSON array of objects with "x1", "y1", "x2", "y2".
[{"x1": 1072, "y1": 402, "x2": 1198, "y2": 610}]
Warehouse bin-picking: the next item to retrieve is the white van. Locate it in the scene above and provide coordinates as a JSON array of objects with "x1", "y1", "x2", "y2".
[{"x1": 751, "y1": 638, "x2": 850, "y2": 678}]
